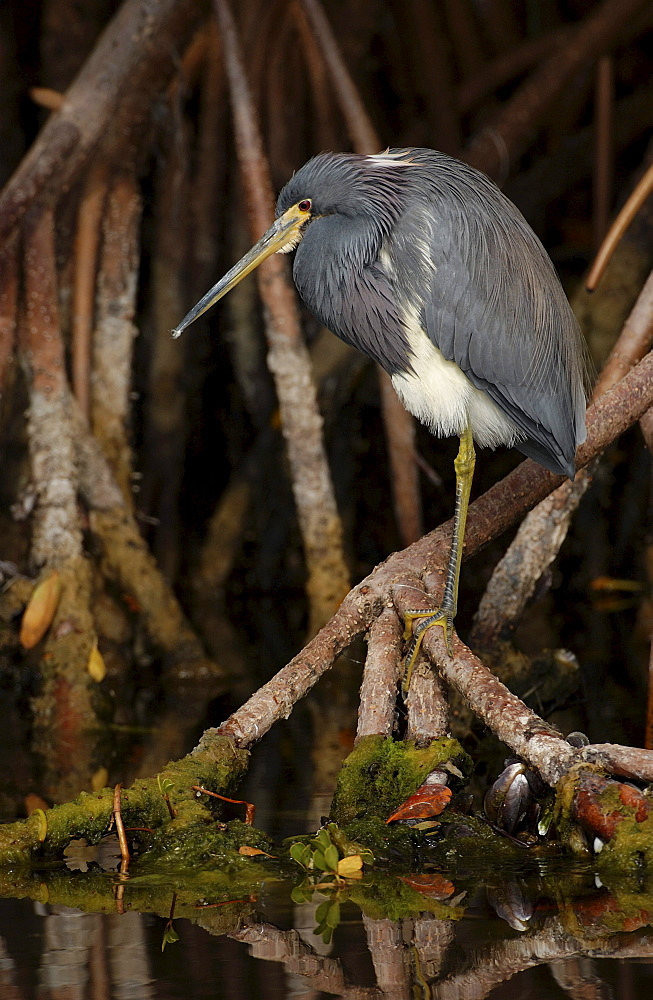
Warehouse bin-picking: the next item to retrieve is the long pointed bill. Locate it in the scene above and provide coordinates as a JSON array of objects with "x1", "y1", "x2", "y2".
[{"x1": 171, "y1": 205, "x2": 306, "y2": 338}]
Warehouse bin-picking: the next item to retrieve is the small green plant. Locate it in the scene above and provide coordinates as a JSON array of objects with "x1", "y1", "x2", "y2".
[
  {"x1": 287, "y1": 824, "x2": 374, "y2": 944},
  {"x1": 157, "y1": 776, "x2": 176, "y2": 819},
  {"x1": 288, "y1": 823, "x2": 373, "y2": 879}
]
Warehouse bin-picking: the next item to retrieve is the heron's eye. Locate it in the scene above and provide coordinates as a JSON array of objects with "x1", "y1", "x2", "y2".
[{"x1": 298, "y1": 199, "x2": 312, "y2": 213}]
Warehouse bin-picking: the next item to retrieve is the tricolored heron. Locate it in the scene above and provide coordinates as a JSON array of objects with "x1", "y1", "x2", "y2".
[{"x1": 173, "y1": 148, "x2": 590, "y2": 684}]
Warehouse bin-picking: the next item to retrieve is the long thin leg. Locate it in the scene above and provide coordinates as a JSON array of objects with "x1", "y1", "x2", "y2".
[{"x1": 403, "y1": 423, "x2": 476, "y2": 692}]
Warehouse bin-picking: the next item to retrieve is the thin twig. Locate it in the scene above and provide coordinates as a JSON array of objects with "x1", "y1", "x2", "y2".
[
  {"x1": 192, "y1": 785, "x2": 255, "y2": 824},
  {"x1": 113, "y1": 783, "x2": 130, "y2": 862},
  {"x1": 586, "y1": 162, "x2": 653, "y2": 291}
]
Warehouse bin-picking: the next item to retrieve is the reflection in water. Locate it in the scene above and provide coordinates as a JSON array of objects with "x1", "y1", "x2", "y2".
[{"x1": 1, "y1": 869, "x2": 652, "y2": 999}]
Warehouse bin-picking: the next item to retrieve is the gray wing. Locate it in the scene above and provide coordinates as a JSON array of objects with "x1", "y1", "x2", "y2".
[{"x1": 393, "y1": 184, "x2": 588, "y2": 477}]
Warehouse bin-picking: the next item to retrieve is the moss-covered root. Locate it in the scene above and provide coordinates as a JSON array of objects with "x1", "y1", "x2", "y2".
[
  {"x1": 0, "y1": 733, "x2": 249, "y2": 867},
  {"x1": 330, "y1": 735, "x2": 471, "y2": 827},
  {"x1": 556, "y1": 767, "x2": 653, "y2": 869}
]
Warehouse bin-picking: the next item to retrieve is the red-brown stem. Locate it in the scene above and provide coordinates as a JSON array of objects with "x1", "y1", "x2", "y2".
[{"x1": 192, "y1": 785, "x2": 256, "y2": 825}]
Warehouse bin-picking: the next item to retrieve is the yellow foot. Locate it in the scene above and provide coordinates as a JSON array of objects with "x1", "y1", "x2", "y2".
[{"x1": 402, "y1": 607, "x2": 455, "y2": 695}]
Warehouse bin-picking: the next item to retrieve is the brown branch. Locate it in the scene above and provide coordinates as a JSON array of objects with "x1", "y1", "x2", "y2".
[
  {"x1": 214, "y1": 349, "x2": 653, "y2": 750},
  {"x1": 298, "y1": 0, "x2": 423, "y2": 547},
  {"x1": 593, "y1": 56, "x2": 614, "y2": 250},
  {"x1": 587, "y1": 162, "x2": 653, "y2": 292},
  {"x1": 0, "y1": 0, "x2": 201, "y2": 244},
  {"x1": 20, "y1": 206, "x2": 96, "y2": 787},
  {"x1": 356, "y1": 607, "x2": 403, "y2": 742},
  {"x1": 457, "y1": 28, "x2": 570, "y2": 113},
  {"x1": 406, "y1": 663, "x2": 450, "y2": 746},
  {"x1": 113, "y1": 784, "x2": 130, "y2": 863},
  {"x1": 0, "y1": 238, "x2": 18, "y2": 394},
  {"x1": 470, "y1": 468, "x2": 594, "y2": 649},
  {"x1": 406, "y1": 0, "x2": 461, "y2": 155},
  {"x1": 212, "y1": 0, "x2": 350, "y2": 635},
  {"x1": 465, "y1": 0, "x2": 650, "y2": 180},
  {"x1": 594, "y1": 269, "x2": 653, "y2": 397},
  {"x1": 72, "y1": 160, "x2": 108, "y2": 418},
  {"x1": 91, "y1": 169, "x2": 141, "y2": 502}
]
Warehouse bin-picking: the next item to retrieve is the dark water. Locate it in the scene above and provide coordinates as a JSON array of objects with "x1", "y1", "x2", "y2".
[{"x1": 1, "y1": 864, "x2": 652, "y2": 999}]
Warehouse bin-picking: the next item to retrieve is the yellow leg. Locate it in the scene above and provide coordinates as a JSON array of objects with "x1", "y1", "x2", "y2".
[{"x1": 402, "y1": 424, "x2": 476, "y2": 694}]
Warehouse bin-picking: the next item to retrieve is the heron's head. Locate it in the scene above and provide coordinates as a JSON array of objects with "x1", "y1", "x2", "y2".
[
  {"x1": 171, "y1": 150, "x2": 410, "y2": 338},
  {"x1": 274, "y1": 151, "x2": 409, "y2": 248}
]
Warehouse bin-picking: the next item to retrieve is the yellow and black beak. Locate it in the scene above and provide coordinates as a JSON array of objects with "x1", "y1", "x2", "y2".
[{"x1": 172, "y1": 204, "x2": 308, "y2": 339}]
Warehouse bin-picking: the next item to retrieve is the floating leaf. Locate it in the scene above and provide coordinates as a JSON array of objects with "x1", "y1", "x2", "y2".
[
  {"x1": 20, "y1": 571, "x2": 61, "y2": 649},
  {"x1": 386, "y1": 784, "x2": 452, "y2": 823},
  {"x1": 32, "y1": 808, "x2": 48, "y2": 842},
  {"x1": 399, "y1": 873, "x2": 455, "y2": 900},
  {"x1": 337, "y1": 854, "x2": 363, "y2": 877},
  {"x1": 238, "y1": 845, "x2": 275, "y2": 858},
  {"x1": 87, "y1": 643, "x2": 106, "y2": 682}
]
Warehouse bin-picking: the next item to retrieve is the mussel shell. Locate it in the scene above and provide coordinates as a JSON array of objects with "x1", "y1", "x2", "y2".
[{"x1": 484, "y1": 763, "x2": 531, "y2": 834}]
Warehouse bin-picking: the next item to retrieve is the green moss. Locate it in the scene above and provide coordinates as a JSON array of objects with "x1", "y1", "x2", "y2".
[
  {"x1": 348, "y1": 870, "x2": 463, "y2": 921},
  {"x1": 0, "y1": 734, "x2": 250, "y2": 867},
  {"x1": 142, "y1": 818, "x2": 274, "y2": 868},
  {"x1": 330, "y1": 736, "x2": 471, "y2": 826}
]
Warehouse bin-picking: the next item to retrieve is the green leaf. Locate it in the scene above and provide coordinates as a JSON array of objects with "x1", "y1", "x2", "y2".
[
  {"x1": 291, "y1": 885, "x2": 313, "y2": 904},
  {"x1": 312, "y1": 848, "x2": 327, "y2": 871},
  {"x1": 324, "y1": 844, "x2": 340, "y2": 872},
  {"x1": 157, "y1": 776, "x2": 174, "y2": 797},
  {"x1": 289, "y1": 842, "x2": 311, "y2": 868},
  {"x1": 315, "y1": 899, "x2": 331, "y2": 924},
  {"x1": 161, "y1": 924, "x2": 179, "y2": 951},
  {"x1": 313, "y1": 829, "x2": 332, "y2": 851},
  {"x1": 321, "y1": 925, "x2": 334, "y2": 945},
  {"x1": 325, "y1": 902, "x2": 341, "y2": 929}
]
